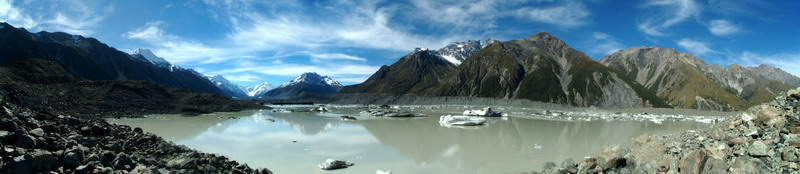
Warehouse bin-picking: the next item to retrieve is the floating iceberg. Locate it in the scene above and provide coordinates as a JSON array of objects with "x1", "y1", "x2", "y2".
[
  {"x1": 463, "y1": 107, "x2": 503, "y2": 117},
  {"x1": 439, "y1": 115, "x2": 487, "y2": 127}
]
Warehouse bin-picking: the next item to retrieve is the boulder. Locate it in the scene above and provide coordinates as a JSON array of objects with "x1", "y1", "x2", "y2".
[
  {"x1": 317, "y1": 159, "x2": 354, "y2": 170},
  {"x1": 783, "y1": 148, "x2": 799, "y2": 162},
  {"x1": 112, "y1": 153, "x2": 135, "y2": 170},
  {"x1": 598, "y1": 145, "x2": 628, "y2": 169},
  {"x1": 702, "y1": 158, "x2": 728, "y2": 174},
  {"x1": 4, "y1": 150, "x2": 59, "y2": 173},
  {"x1": 577, "y1": 157, "x2": 597, "y2": 174},
  {"x1": 64, "y1": 151, "x2": 83, "y2": 167},
  {"x1": 561, "y1": 158, "x2": 576, "y2": 169},
  {"x1": 543, "y1": 162, "x2": 557, "y2": 170},
  {"x1": 748, "y1": 141, "x2": 769, "y2": 157},
  {"x1": 28, "y1": 128, "x2": 44, "y2": 137},
  {"x1": 130, "y1": 165, "x2": 162, "y2": 174},
  {"x1": 679, "y1": 150, "x2": 706, "y2": 174},
  {"x1": 15, "y1": 135, "x2": 36, "y2": 149}
]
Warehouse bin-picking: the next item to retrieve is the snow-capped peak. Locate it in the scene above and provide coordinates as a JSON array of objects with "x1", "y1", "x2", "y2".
[
  {"x1": 131, "y1": 48, "x2": 169, "y2": 64},
  {"x1": 436, "y1": 40, "x2": 482, "y2": 65},
  {"x1": 483, "y1": 38, "x2": 498, "y2": 49},
  {"x1": 414, "y1": 47, "x2": 430, "y2": 52},
  {"x1": 245, "y1": 82, "x2": 274, "y2": 97},
  {"x1": 278, "y1": 72, "x2": 342, "y2": 89}
]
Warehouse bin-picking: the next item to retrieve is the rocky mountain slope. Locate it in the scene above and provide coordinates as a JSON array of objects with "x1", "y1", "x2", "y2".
[
  {"x1": 262, "y1": 72, "x2": 342, "y2": 99},
  {"x1": 746, "y1": 64, "x2": 800, "y2": 86},
  {"x1": 130, "y1": 48, "x2": 172, "y2": 69},
  {"x1": 0, "y1": 22, "x2": 222, "y2": 94},
  {"x1": 341, "y1": 40, "x2": 488, "y2": 94},
  {"x1": 599, "y1": 47, "x2": 795, "y2": 111},
  {"x1": 427, "y1": 32, "x2": 668, "y2": 108},
  {"x1": 340, "y1": 48, "x2": 456, "y2": 94},
  {"x1": 0, "y1": 59, "x2": 264, "y2": 118}
]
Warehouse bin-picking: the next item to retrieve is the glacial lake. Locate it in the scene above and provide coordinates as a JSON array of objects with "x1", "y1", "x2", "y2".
[{"x1": 108, "y1": 105, "x2": 712, "y2": 173}]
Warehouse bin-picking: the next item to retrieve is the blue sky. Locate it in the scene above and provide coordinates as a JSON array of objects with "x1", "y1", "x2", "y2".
[{"x1": 1, "y1": 0, "x2": 798, "y2": 86}]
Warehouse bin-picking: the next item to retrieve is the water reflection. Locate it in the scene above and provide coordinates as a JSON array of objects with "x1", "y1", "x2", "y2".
[
  {"x1": 108, "y1": 108, "x2": 707, "y2": 173},
  {"x1": 266, "y1": 112, "x2": 341, "y2": 135}
]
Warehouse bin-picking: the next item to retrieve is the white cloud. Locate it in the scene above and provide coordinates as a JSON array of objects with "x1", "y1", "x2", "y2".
[
  {"x1": 587, "y1": 32, "x2": 625, "y2": 56},
  {"x1": 0, "y1": 0, "x2": 36, "y2": 28},
  {"x1": 514, "y1": 2, "x2": 589, "y2": 27},
  {"x1": 638, "y1": 0, "x2": 701, "y2": 36},
  {"x1": 224, "y1": 74, "x2": 261, "y2": 82},
  {"x1": 676, "y1": 38, "x2": 713, "y2": 55},
  {"x1": 0, "y1": 0, "x2": 111, "y2": 35},
  {"x1": 408, "y1": 0, "x2": 499, "y2": 27},
  {"x1": 306, "y1": 52, "x2": 367, "y2": 61},
  {"x1": 408, "y1": 0, "x2": 587, "y2": 28},
  {"x1": 707, "y1": 19, "x2": 740, "y2": 36}
]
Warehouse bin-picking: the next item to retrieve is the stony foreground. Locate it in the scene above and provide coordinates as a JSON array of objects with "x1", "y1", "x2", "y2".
[
  {"x1": 538, "y1": 88, "x2": 800, "y2": 174},
  {"x1": 0, "y1": 101, "x2": 271, "y2": 173}
]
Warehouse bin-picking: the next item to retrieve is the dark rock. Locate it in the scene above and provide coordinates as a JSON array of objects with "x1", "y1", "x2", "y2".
[
  {"x1": 15, "y1": 134, "x2": 36, "y2": 149},
  {"x1": 112, "y1": 153, "x2": 135, "y2": 170},
  {"x1": 317, "y1": 159, "x2": 354, "y2": 170},
  {"x1": 4, "y1": 150, "x2": 59, "y2": 173},
  {"x1": 64, "y1": 151, "x2": 83, "y2": 167},
  {"x1": 100, "y1": 151, "x2": 116, "y2": 164},
  {"x1": 133, "y1": 127, "x2": 144, "y2": 134},
  {"x1": 130, "y1": 165, "x2": 162, "y2": 174},
  {"x1": 543, "y1": 162, "x2": 557, "y2": 170},
  {"x1": 561, "y1": 158, "x2": 576, "y2": 169}
]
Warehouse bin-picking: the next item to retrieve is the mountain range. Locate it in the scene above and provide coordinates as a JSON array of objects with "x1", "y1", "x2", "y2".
[
  {"x1": 343, "y1": 32, "x2": 799, "y2": 111},
  {"x1": 262, "y1": 72, "x2": 343, "y2": 100},
  {"x1": 0, "y1": 22, "x2": 222, "y2": 94},
  {"x1": 205, "y1": 75, "x2": 274, "y2": 99},
  {"x1": 3, "y1": 21, "x2": 795, "y2": 110}
]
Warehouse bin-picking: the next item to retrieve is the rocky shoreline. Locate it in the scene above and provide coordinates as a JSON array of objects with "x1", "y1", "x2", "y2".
[
  {"x1": 0, "y1": 99, "x2": 272, "y2": 173},
  {"x1": 537, "y1": 88, "x2": 800, "y2": 174}
]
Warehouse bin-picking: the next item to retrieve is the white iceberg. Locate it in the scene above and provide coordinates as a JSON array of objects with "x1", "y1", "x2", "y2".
[
  {"x1": 439, "y1": 115, "x2": 487, "y2": 127},
  {"x1": 462, "y1": 107, "x2": 503, "y2": 117}
]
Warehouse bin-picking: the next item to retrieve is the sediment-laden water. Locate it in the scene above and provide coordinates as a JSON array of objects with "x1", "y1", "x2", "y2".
[{"x1": 108, "y1": 105, "x2": 714, "y2": 173}]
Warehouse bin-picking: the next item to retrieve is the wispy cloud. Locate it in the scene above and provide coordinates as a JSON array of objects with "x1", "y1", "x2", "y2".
[
  {"x1": 676, "y1": 38, "x2": 714, "y2": 55},
  {"x1": 638, "y1": 0, "x2": 701, "y2": 36},
  {"x1": 408, "y1": 0, "x2": 589, "y2": 28},
  {"x1": 707, "y1": 19, "x2": 740, "y2": 36},
  {"x1": 0, "y1": 0, "x2": 111, "y2": 35},
  {"x1": 224, "y1": 74, "x2": 261, "y2": 82},
  {"x1": 586, "y1": 32, "x2": 625, "y2": 57},
  {"x1": 125, "y1": 21, "x2": 232, "y2": 64},
  {"x1": 514, "y1": 2, "x2": 589, "y2": 27},
  {"x1": 306, "y1": 52, "x2": 367, "y2": 62}
]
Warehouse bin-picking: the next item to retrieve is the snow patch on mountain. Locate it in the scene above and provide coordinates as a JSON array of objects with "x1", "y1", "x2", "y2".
[
  {"x1": 436, "y1": 40, "x2": 483, "y2": 65},
  {"x1": 130, "y1": 48, "x2": 174, "y2": 70},
  {"x1": 245, "y1": 82, "x2": 274, "y2": 97},
  {"x1": 408, "y1": 39, "x2": 490, "y2": 66}
]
